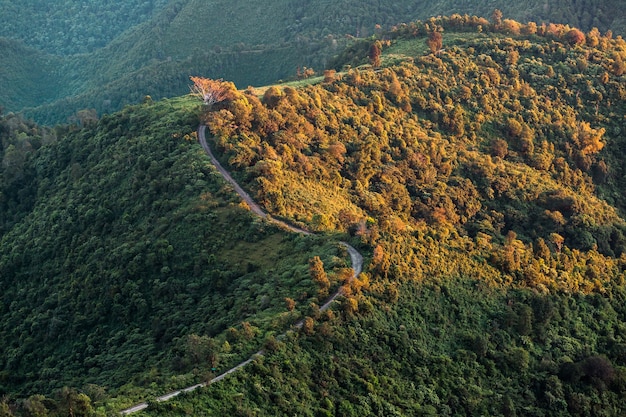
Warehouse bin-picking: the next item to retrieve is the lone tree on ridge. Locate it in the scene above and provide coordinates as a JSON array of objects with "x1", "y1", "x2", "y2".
[
  {"x1": 427, "y1": 31, "x2": 443, "y2": 54},
  {"x1": 189, "y1": 76, "x2": 232, "y2": 106}
]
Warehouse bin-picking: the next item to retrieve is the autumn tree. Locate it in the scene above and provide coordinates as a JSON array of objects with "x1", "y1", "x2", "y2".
[
  {"x1": 343, "y1": 296, "x2": 359, "y2": 316},
  {"x1": 323, "y1": 69, "x2": 337, "y2": 83},
  {"x1": 369, "y1": 41, "x2": 382, "y2": 68},
  {"x1": 491, "y1": 138, "x2": 509, "y2": 158},
  {"x1": 566, "y1": 28, "x2": 586, "y2": 46},
  {"x1": 491, "y1": 9, "x2": 503, "y2": 29},
  {"x1": 502, "y1": 19, "x2": 521, "y2": 35},
  {"x1": 309, "y1": 256, "x2": 330, "y2": 297},
  {"x1": 189, "y1": 76, "x2": 232, "y2": 106},
  {"x1": 611, "y1": 56, "x2": 626, "y2": 76},
  {"x1": 370, "y1": 244, "x2": 391, "y2": 278},
  {"x1": 573, "y1": 121, "x2": 605, "y2": 156},
  {"x1": 586, "y1": 28, "x2": 601, "y2": 47},
  {"x1": 519, "y1": 124, "x2": 535, "y2": 155},
  {"x1": 522, "y1": 21, "x2": 538, "y2": 35},
  {"x1": 507, "y1": 119, "x2": 523, "y2": 138},
  {"x1": 262, "y1": 86, "x2": 284, "y2": 108},
  {"x1": 297, "y1": 66, "x2": 315, "y2": 79},
  {"x1": 241, "y1": 321, "x2": 257, "y2": 340},
  {"x1": 427, "y1": 31, "x2": 443, "y2": 54},
  {"x1": 506, "y1": 49, "x2": 520, "y2": 66},
  {"x1": 302, "y1": 316, "x2": 315, "y2": 335},
  {"x1": 550, "y1": 233, "x2": 565, "y2": 252}
]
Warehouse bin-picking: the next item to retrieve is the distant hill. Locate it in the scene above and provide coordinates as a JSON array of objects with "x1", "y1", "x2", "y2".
[
  {"x1": 1, "y1": 0, "x2": 625, "y2": 124},
  {"x1": 0, "y1": 0, "x2": 170, "y2": 54},
  {"x1": 0, "y1": 39, "x2": 64, "y2": 111}
]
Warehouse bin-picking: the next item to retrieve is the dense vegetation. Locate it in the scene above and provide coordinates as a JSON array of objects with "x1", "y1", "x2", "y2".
[
  {"x1": 2, "y1": 1, "x2": 625, "y2": 124},
  {"x1": 138, "y1": 281, "x2": 626, "y2": 416},
  {"x1": 0, "y1": 98, "x2": 352, "y2": 416},
  {"x1": 1, "y1": 11, "x2": 626, "y2": 417},
  {"x1": 206, "y1": 17, "x2": 626, "y2": 266},
  {"x1": 0, "y1": 0, "x2": 169, "y2": 54},
  {"x1": 137, "y1": 16, "x2": 626, "y2": 416}
]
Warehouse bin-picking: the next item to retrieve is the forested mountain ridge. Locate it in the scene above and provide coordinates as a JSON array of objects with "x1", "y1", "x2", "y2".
[
  {"x1": 1, "y1": 12, "x2": 626, "y2": 417},
  {"x1": 1, "y1": 0, "x2": 625, "y2": 124},
  {"x1": 0, "y1": 0, "x2": 169, "y2": 55},
  {"x1": 0, "y1": 97, "x2": 353, "y2": 415},
  {"x1": 205, "y1": 17, "x2": 626, "y2": 261},
  {"x1": 140, "y1": 16, "x2": 626, "y2": 416}
]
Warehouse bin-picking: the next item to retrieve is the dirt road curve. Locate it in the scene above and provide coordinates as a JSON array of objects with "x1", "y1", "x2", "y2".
[
  {"x1": 198, "y1": 125, "x2": 267, "y2": 218},
  {"x1": 198, "y1": 125, "x2": 311, "y2": 235},
  {"x1": 120, "y1": 126, "x2": 364, "y2": 415}
]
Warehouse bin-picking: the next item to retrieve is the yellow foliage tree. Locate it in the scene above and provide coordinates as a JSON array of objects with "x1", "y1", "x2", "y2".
[
  {"x1": 574, "y1": 121, "x2": 605, "y2": 156},
  {"x1": 309, "y1": 256, "x2": 330, "y2": 297}
]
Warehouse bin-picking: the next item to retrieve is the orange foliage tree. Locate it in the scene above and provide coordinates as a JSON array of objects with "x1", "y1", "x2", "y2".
[
  {"x1": 427, "y1": 31, "x2": 443, "y2": 54},
  {"x1": 566, "y1": 28, "x2": 586, "y2": 46},
  {"x1": 189, "y1": 76, "x2": 232, "y2": 106},
  {"x1": 369, "y1": 41, "x2": 382, "y2": 68},
  {"x1": 309, "y1": 256, "x2": 330, "y2": 297}
]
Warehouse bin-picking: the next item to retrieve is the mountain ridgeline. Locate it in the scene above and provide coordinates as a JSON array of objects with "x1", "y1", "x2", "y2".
[
  {"x1": 1, "y1": 12, "x2": 626, "y2": 417},
  {"x1": 140, "y1": 16, "x2": 626, "y2": 416},
  {"x1": 1, "y1": 0, "x2": 626, "y2": 125}
]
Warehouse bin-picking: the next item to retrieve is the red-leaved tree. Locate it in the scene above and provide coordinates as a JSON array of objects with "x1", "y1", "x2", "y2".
[
  {"x1": 369, "y1": 41, "x2": 382, "y2": 68},
  {"x1": 427, "y1": 31, "x2": 443, "y2": 54},
  {"x1": 189, "y1": 76, "x2": 231, "y2": 106},
  {"x1": 566, "y1": 28, "x2": 586, "y2": 46}
]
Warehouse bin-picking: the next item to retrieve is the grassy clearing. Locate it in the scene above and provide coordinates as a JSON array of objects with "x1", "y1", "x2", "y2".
[{"x1": 385, "y1": 31, "x2": 491, "y2": 59}]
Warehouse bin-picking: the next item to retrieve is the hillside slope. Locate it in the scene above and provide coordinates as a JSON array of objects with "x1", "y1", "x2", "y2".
[
  {"x1": 0, "y1": 97, "x2": 352, "y2": 412},
  {"x1": 0, "y1": 0, "x2": 170, "y2": 55},
  {"x1": 0, "y1": 39, "x2": 65, "y2": 111},
  {"x1": 1, "y1": 14, "x2": 626, "y2": 417},
  {"x1": 134, "y1": 18, "x2": 626, "y2": 416}
]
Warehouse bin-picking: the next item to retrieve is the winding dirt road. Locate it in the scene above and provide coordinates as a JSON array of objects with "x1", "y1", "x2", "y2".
[
  {"x1": 198, "y1": 126, "x2": 311, "y2": 235},
  {"x1": 120, "y1": 126, "x2": 364, "y2": 415}
]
